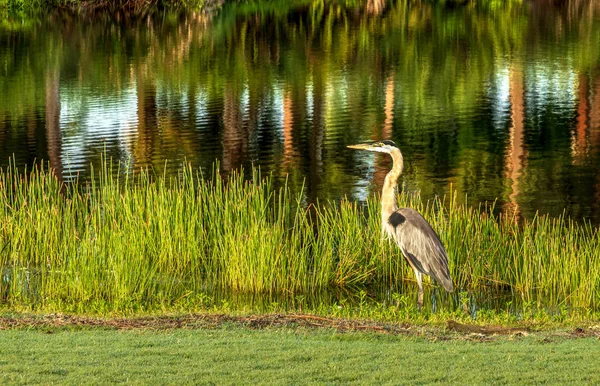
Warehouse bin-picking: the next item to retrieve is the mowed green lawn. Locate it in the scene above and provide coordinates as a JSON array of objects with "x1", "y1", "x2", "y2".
[{"x1": 1, "y1": 327, "x2": 599, "y2": 385}]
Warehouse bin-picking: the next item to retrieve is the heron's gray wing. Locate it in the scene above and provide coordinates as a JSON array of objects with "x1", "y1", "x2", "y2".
[{"x1": 388, "y1": 208, "x2": 453, "y2": 292}]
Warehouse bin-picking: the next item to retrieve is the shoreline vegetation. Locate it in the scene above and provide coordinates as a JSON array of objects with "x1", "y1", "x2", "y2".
[
  {"x1": 3, "y1": 0, "x2": 212, "y2": 12},
  {"x1": 1, "y1": 160, "x2": 599, "y2": 326},
  {"x1": 1, "y1": 312, "x2": 599, "y2": 337},
  {"x1": 0, "y1": 0, "x2": 530, "y2": 15}
]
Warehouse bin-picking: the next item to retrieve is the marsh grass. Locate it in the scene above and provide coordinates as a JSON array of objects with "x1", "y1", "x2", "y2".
[{"x1": 1, "y1": 160, "x2": 599, "y2": 315}]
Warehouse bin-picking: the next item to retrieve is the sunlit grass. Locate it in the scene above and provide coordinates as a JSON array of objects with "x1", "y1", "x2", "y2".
[
  {"x1": 3, "y1": 327, "x2": 600, "y2": 385},
  {"x1": 0, "y1": 160, "x2": 599, "y2": 317}
]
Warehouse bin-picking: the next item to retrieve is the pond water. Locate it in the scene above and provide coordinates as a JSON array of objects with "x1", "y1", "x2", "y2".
[{"x1": 2, "y1": 1, "x2": 600, "y2": 223}]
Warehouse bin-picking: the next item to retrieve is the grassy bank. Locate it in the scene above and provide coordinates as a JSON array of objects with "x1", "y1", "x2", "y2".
[
  {"x1": 1, "y1": 323, "x2": 600, "y2": 384},
  {"x1": 1, "y1": 161, "x2": 599, "y2": 320}
]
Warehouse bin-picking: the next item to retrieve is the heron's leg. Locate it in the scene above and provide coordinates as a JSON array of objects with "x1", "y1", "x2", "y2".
[{"x1": 414, "y1": 269, "x2": 423, "y2": 311}]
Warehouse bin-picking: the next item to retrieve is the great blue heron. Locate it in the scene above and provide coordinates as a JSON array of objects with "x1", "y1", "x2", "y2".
[{"x1": 348, "y1": 140, "x2": 453, "y2": 309}]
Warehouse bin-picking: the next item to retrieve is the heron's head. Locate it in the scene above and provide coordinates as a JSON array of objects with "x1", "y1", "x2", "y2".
[{"x1": 347, "y1": 140, "x2": 398, "y2": 154}]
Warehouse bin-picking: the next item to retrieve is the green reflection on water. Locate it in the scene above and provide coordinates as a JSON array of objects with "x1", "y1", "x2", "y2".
[{"x1": 1, "y1": 1, "x2": 600, "y2": 221}]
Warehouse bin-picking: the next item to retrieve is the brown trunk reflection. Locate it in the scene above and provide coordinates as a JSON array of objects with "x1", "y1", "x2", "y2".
[
  {"x1": 222, "y1": 84, "x2": 246, "y2": 174},
  {"x1": 505, "y1": 64, "x2": 526, "y2": 217},
  {"x1": 282, "y1": 90, "x2": 298, "y2": 169},
  {"x1": 367, "y1": 0, "x2": 386, "y2": 16},
  {"x1": 591, "y1": 70, "x2": 600, "y2": 203},
  {"x1": 134, "y1": 66, "x2": 158, "y2": 170},
  {"x1": 45, "y1": 69, "x2": 63, "y2": 182},
  {"x1": 309, "y1": 73, "x2": 324, "y2": 204},
  {"x1": 590, "y1": 70, "x2": 600, "y2": 153},
  {"x1": 572, "y1": 72, "x2": 589, "y2": 163},
  {"x1": 373, "y1": 75, "x2": 395, "y2": 188}
]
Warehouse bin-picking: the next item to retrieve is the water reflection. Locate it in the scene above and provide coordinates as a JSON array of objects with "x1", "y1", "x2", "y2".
[
  {"x1": 1, "y1": 1, "x2": 600, "y2": 223},
  {"x1": 505, "y1": 63, "x2": 526, "y2": 217}
]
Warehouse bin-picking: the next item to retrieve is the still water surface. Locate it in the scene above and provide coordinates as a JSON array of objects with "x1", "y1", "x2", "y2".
[{"x1": 1, "y1": 1, "x2": 600, "y2": 225}]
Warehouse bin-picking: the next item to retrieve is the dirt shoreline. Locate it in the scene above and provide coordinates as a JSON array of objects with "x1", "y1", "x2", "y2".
[{"x1": 1, "y1": 313, "x2": 599, "y2": 340}]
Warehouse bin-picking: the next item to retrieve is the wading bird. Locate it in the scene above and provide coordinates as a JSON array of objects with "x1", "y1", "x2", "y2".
[{"x1": 347, "y1": 140, "x2": 453, "y2": 309}]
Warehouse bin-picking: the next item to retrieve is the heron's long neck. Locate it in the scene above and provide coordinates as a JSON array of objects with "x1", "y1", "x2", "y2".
[{"x1": 381, "y1": 148, "x2": 403, "y2": 223}]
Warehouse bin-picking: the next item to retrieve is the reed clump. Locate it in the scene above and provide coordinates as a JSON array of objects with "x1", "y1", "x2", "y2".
[{"x1": 0, "y1": 161, "x2": 599, "y2": 314}]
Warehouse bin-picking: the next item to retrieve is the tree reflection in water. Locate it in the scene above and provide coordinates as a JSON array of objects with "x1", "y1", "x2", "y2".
[{"x1": 1, "y1": 0, "x2": 600, "y2": 222}]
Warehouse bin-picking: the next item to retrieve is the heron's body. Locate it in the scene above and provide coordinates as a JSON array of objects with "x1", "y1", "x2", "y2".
[{"x1": 348, "y1": 140, "x2": 453, "y2": 309}]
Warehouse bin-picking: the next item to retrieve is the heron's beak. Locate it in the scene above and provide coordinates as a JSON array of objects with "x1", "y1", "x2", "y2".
[{"x1": 347, "y1": 143, "x2": 374, "y2": 151}]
